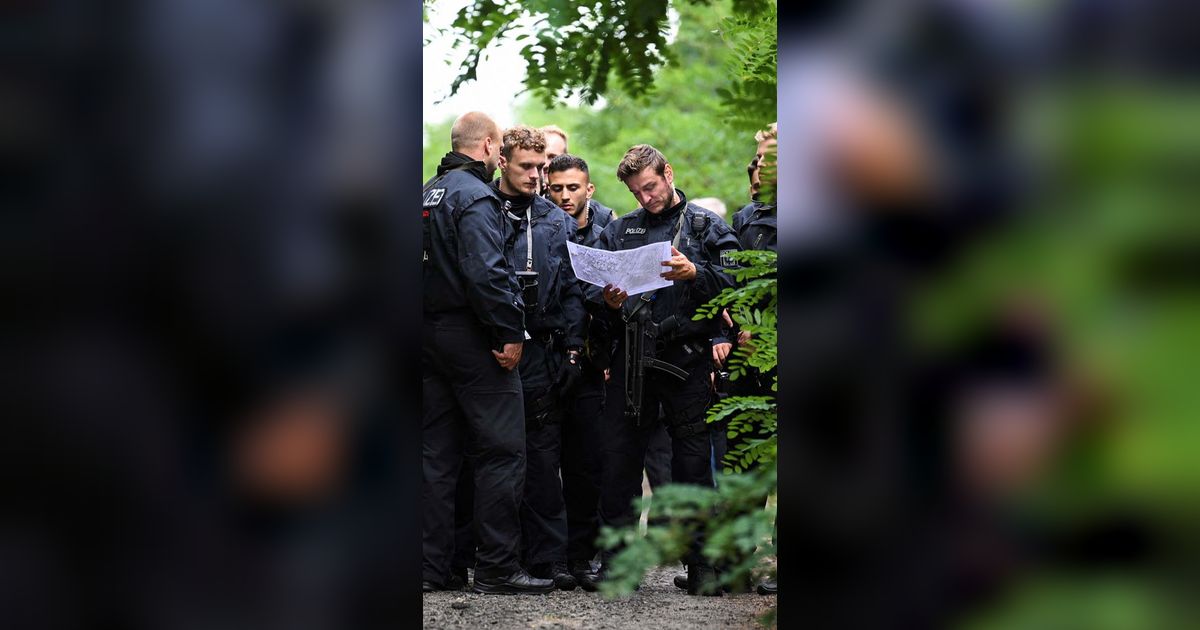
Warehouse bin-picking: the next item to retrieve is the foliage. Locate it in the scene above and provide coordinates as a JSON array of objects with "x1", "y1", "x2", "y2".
[
  {"x1": 431, "y1": 0, "x2": 677, "y2": 108},
  {"x1": 714, "y1": 9, "x2": 776, "y2": 132},
  {"x1": 430, "y1": 0, "x2": 776, "y2": 132},
  {"x1": 914, "y1": 84, "x2": 1200, "y2": 628},
  {"x1": 694, "y1": 249, "x2": 777, "y2": 471},
  {"x1": 421, "y1": 117, "x2": 456, "y2": 185},
  {"x1": 425, "y1": 0, "x2": 776, "y2": 214},
  {"x1": 596, "y1": 465, "x2": 777, "y2": 596}
]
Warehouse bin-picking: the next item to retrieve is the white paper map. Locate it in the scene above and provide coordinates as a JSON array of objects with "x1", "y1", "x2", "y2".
[{"x1": 566, "y1": 240, "x2": 673, "y2": 296}]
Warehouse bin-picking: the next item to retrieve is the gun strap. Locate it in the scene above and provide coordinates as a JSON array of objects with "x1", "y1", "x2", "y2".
[
  {"x1": 624, "y1": 292, "x2": 653, "y2": 323},
  {"x1": 524, "y1": 206, "x2": 533, "y2": 271},
  {"x1": 645, "y1": 356, "x2": 688, "y2": 380},
  {"x1": 671, "y1": 206, "x2": 686, "y2": 249}
]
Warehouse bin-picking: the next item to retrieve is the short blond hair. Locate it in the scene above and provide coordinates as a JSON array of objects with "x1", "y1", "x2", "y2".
[
  {"x1": 754, "y1": 122, "x2": 778, "y2": 143},
  {"x1": 541, "y1": 125, "x2": 569, "y2": 147},
  {"x1": 501, "y1": 125, "x2": 547, "y2": 159}
]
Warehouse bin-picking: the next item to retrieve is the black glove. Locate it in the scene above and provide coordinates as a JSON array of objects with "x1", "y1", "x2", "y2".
[{"x1": 557, "y1": 348, "x2": 583, "y2": 399}]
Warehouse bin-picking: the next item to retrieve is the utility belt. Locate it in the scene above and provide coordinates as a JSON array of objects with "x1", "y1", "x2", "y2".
[{"x1": 526, "y1": 327, "x2": 562, "y2": 350}]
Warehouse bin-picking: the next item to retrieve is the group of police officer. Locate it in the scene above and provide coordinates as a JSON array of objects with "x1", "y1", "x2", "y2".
[{"x1": 422, "y1": 112, "x2": 777, "y2": 596}]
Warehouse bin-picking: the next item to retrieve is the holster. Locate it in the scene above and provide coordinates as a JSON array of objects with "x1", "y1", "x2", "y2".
[{"x1": 525, "y1": 387, "x2": 565, "y2": 431}]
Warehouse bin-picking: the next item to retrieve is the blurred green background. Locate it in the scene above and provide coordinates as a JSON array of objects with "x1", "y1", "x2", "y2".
[{"x1": 918, "y1": 83, "x2": 1200, "y2": 629}]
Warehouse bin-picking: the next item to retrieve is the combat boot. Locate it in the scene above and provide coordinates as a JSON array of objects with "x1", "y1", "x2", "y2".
[
  {"x1": 529, "y1": 561, "x2": 578, "y2": 591},
  {"x1": 686, "y1": 563, "x2": 722, "y2": 596}
]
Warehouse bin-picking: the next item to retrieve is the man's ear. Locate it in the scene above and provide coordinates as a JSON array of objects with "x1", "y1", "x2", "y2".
[
  {"x1": 586, "y1": 182, "x2": 595, "y2": 200},
  {"x1": 664, "y1": 163, "x2": 674, "y2": 186},
  {"x1": 498, "y1": 154, "x2": 507, "y2": 171}
]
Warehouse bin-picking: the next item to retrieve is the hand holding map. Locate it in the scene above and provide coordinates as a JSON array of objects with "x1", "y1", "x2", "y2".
[{"x1": 566, "y1": 240, "x2": 674, "y2": 296}]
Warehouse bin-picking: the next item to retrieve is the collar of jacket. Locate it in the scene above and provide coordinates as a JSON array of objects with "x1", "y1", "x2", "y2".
[
  {"x1": 753, "y1": 201, "x2": 776, "y2": 217},
  {"x1": 492, "y1": 180, "x2": 560, "y2": 222},
  {"x1": 645, "y1": 188, "x2": 688, "y2": 226},
  {"x1": 491, "y1": 180, "x2": 533, "y2": 214},
  {"x1": 436, "y1": 151, "x2": 489, "y2": 182}
]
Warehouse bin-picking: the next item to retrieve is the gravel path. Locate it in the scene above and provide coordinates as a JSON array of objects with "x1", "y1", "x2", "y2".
[{"x1": 422, "y1": 566, "x2": 776, "y2": 629}]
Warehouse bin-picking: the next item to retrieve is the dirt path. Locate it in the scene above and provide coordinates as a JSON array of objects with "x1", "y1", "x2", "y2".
[{"x1": 422, "y1": 566, "x2": 776, "y2": 629}]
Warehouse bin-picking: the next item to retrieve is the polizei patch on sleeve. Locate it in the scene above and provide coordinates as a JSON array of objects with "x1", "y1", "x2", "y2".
[
  {"x1": 720, "y1": 250, "x2": 738, "y2": 267},
  {"x1": 423, "y1": 188, "x2": 445, "y2": 207}
]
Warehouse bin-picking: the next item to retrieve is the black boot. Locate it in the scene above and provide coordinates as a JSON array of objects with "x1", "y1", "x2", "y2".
[
  {"x1": 446, "y1": 567, "x2": 469, "y2": 591},
  {"x1": 529, "y1": 562, "x2": 578, "y2": 591},
  {"x1": 422, "y1": 580, "x2": 439, "y2": 593},
  {"x1": 756, "y1": 579, "x2": 777, "y2": 595},
  {"x1": 472, "y1": 569, "x2": 555, "y2": 595},
  {"x1": 569, "y1": 559, "x2": 600, "y2": 592},
  {"x1": 686, "y1": 564, "x2": 722, "y2": 596}
]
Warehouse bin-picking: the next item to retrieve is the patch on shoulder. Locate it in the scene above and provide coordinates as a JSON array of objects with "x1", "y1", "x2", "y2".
[
  {"x1": 422, "y1": 188, "x2": 445, "y2": 207},
  {"x1": 720, "y1": 249, "x2": 738, "y2": 267}
]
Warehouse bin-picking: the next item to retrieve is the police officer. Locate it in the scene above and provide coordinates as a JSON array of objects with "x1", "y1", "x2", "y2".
[
  {"x1": 731, "y1": 122, "x2": 779, "y2": 253},
  {"x1": 679, "y1": 123, "x2": 780, "y2": 596},
  {"x1": 735, "y1": 122, "x2": 778, "y2": 596},
  {"x1": 594, "y1": 144, "x2": 742, "y2": 595},
  {"x1": 541, "y1": 124, "x2": 615, "y2": 228},
  {"x1": 544, "y1": 154, "x2": 611, "y2": 590},
  {"x1": 490, "y1": 126, "x2": 588, "y2": 591},
  {"x1": 422, "y1": 112, "x2": 554, "y2": 595}
]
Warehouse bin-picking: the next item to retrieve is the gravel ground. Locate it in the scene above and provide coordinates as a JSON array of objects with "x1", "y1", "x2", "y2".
[{"x1": 422, "y1": 566, "x2": 776, "y2": 629}]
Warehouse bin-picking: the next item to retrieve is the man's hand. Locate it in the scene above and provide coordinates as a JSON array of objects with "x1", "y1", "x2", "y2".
[
  {"x1": 603, "y1": 283, "x2": 628, "y2": 310},
  {"x1": 557, "y1": 349, "x2": 583, "y2": 397},
  {"x1": 660, "y1": 246, "x2": 697, "y2": 281},
  {"x1": 738, "y1": 330, "x2": 751, "y2": 346},
  {"x1": 722, "y1": 309, "x2": 733, "y2": 329},
  {"x1": 713, "y1": 342, "x2": 732, "y2": 367},
  {"x1": 492, "y1": 342, "x2": 523, "y2": 371},
  {"x1": 603, "y1": 368, "x2": 610, "y2": 382}
]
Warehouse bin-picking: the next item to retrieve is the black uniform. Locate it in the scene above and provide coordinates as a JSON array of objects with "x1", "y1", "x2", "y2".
[
  {"x1": 422, "y1": 152, "x2": 527, "y2": 587},
  {"x1": 560, "y1": 198, "x2": 613, "y2": 568},
  {"x1": 497, "y1": 185, "x2": 587, "y2": 572},
  {"x1": 594, "y1": 188, "x2": 742, "y2": 570}
]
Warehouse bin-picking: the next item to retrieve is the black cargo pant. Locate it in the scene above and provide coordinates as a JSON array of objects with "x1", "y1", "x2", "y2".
[
  {"x1": 598, "y1": 337, "x2": 714, "y2": 567},
  {"x1": 561, "y1": 361, "x2": 606, "y2": 564},
  {"x1": 451, "y1": 334, "x2": 571, "y2": 570},
  {"x1": 422, "y1": 311, "x2": 525, "y2": 585},
  {"x1": 644, "y1": 412, "x2": 672, "y2": 491},
  {"x1": 517, "y1": 334, "x2": 569, "y2": 567}
]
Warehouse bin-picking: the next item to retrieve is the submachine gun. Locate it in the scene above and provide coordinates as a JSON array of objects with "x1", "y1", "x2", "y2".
[{"x1": 623, "y1": 292, "x2": 688, "y2": 424}]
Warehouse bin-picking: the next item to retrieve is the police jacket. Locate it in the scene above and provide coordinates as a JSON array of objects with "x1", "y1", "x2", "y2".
[
  {"x1": 423, "y1": 152, "x2": 524, "y2": 347},
  {"x1": 588, "y1": 199, "x2": 614, "y2": 232},
  {"x1": 732, "y1": 200, "x2": 778, "y2": 253},
  {"x1": 495, "y1": 183, "x2": 587, "y2": 349},
  {"x1": 596, "y1": 188, "x2": 741, "y2": 344}
]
